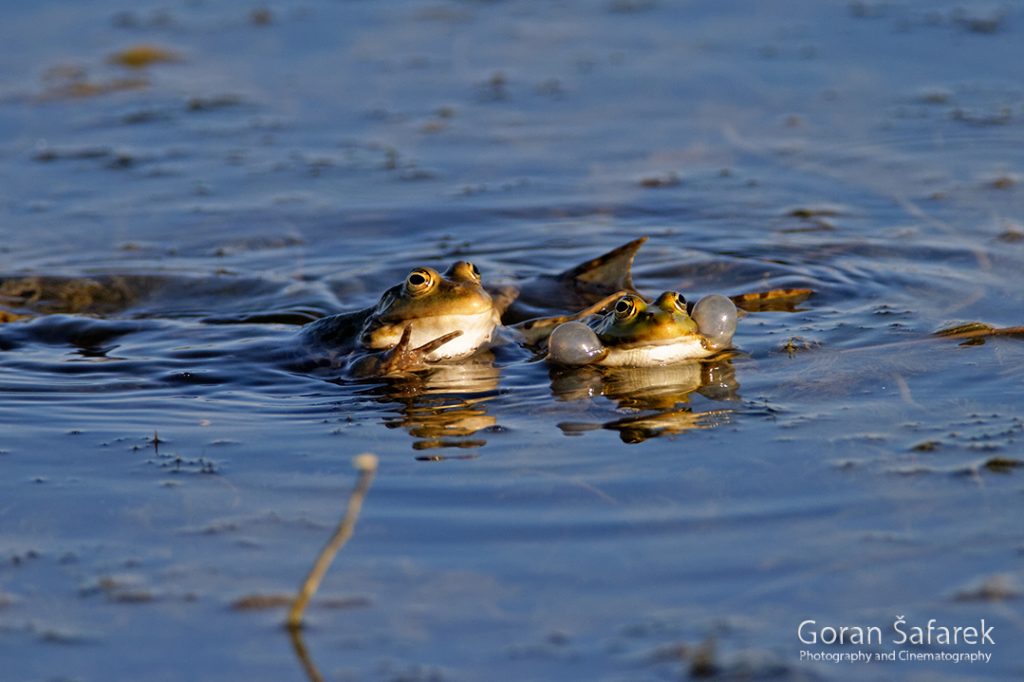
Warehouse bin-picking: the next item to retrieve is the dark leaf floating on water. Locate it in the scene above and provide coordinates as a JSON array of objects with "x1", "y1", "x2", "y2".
[{"x1": 983, "y1": 457, "x2": 1023, "y2": 474}]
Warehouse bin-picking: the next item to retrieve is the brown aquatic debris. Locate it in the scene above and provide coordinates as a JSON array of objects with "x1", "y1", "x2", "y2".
[
  {"x1": 39, "y1": 77, "x2": 149, "y2": 100},
  {"x1": 638, "y1": 172, "x2": 681, "y2": 188},
  {"x1": 0, "y1": 309, "x2": 28, "y2": 323},
  {"x1": 730, "y1": 287, "x2": 813, "y2": 312},
  {"x1": 954, "y1": 574, "x2": 1021, "y2": 602},
  {"x1": 109, "y1": 44, "x2": 181, "y2": 69},
  {"x1": 982, "y1": 457, "x2": 1023, "y2": 474},
  {"x1": 0, "y1": 275, "x2": 137, "y2": 314},
  {"x1": 934, "y1": 322, "x2": 1024, "y2": 341}
]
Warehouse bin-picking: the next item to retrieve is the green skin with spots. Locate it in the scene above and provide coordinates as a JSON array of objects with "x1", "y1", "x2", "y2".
[{"x1": 590, "y1": 292, "x2": 701, "y2": 348}]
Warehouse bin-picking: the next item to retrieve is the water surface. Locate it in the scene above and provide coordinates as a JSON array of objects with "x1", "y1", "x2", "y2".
[{"x1": 1, "y1": 1, "x2": 1023, "y2": 680}]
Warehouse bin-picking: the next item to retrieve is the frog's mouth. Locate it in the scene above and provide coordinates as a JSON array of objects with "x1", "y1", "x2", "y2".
[
  {"x1": 598, "y1": 336, "x2": 712, "y2": 367},
  {"x1": 363, "y1": 310, "x2": 497, "y2": 361}
]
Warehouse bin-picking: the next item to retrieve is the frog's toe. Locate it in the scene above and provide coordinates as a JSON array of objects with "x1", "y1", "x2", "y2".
[
  {"x1": 413, "y1": 330, "x2": 464, "y2": 357},
  {"x1": 379, "y1": 325, "x2": 464, "y2": 374}
]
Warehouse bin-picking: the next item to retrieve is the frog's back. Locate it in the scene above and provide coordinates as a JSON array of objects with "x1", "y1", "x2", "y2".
[
  {"x1": 499, "y1": 237, "x2": 646, "y2": 323},
  {"x1": 300, "y1": 308, "x2": 371, "y2": 351}
]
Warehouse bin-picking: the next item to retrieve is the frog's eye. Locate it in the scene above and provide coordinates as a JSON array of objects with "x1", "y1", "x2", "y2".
[
  {"x1": 613, "y1": 295, "x2": 642, "y2": 320},
  {"x1": 405, "y1": 268, "x2": 437, "y2": 296},
  {"x1": 444, "y1": 261, "x2": 481, "y2": 283},
  {"x1": 654, "y1": 291, "x2": 688, "y2": 314}
]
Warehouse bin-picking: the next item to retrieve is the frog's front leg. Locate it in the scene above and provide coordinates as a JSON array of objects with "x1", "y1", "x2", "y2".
[
  {"x1": 512, "y1": 290, "x2": 627, "y2": 346},
  {"x1": 352, "y1": 324, "x2": 464, "y2": 376}
]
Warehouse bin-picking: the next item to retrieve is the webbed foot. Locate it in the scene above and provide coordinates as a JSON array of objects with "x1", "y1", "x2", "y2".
[{"x1": 376, "y1": 325, "x2": 464, "y2": 375}]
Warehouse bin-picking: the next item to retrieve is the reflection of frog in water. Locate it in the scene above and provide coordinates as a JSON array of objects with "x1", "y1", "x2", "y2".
[
  {"x1": 375, "y1": 360, "x2": 501, "y2": 452},
  {"x1": 551, "y1": 358, "x2": 739, "y2": 443}
]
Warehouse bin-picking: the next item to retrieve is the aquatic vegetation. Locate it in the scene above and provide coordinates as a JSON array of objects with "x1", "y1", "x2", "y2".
[
  {"x1": 934, "y1": 321, "x2": 1024, "y2": 342},
  {"x1": 729, "y1": 287, "x2": 813, "y2": 312},
  {"x1": 39, "y1": 76, "x2": 149, "y2": 100},
  {"x1": 108, "y1": 44, "x2": 181, "y2": 69},
  {"x1": 0, "y1": 275, "x2": 137, "y2": 315}
]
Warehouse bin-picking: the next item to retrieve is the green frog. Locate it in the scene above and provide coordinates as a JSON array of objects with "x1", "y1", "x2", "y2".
[
  {"x1": 301, "y1": 261, "x2": 499, "y2": 374},
  {"x1": 301, "y1": 242, "x2": 643, "y2": 375},
  {"x1": 545, "y1": 291, "x2": 738, "y2": 367},
  {"x1": 0, "y1": 238, "x2": 799, "y2": 377}
]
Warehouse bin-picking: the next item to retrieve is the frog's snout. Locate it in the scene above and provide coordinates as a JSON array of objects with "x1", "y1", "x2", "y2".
[{"x1": 547, "y1": 322, "x2": 606, "y2": 366}]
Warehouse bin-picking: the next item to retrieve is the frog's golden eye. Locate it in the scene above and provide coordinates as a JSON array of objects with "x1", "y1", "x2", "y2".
[
  {"x1": 444, "y1": 261, "x2": 481, "y2": 283},
  {"x1": 405, "y1": 268, "x2": 437, "y2": 296},
  {"x1": 613, "y1": 295, "x2": 642, "y2": 320},
  {"x1": 654, "y1": 291, "x2": 688, "y2": 314}
]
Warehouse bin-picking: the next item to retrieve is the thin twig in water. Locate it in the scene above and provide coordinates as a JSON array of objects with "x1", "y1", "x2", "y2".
[
  {"x1": 287, "y1": 453, "x2": 378, "y2": 630},
  {"x1": 288, "y1": 626, "x2": 325, "y2": 682}
]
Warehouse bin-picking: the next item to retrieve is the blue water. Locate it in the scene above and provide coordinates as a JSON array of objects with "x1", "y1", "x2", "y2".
[{"x1": 1, "y1": 1, "x2": 1023, "y2": 680}]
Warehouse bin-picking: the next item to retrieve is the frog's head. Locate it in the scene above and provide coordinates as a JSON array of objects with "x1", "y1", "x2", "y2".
[
  {"x1": 360, "y1": 261, "x2": 498, "y2": 361},
  {"x1": 592, "y1": 292, "x2": 699, "y2": 345}
]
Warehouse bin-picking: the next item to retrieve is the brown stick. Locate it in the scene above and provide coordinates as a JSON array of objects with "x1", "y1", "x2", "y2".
[
  {"x1": 288, "y1": 626, "x2": 325, "y2": 682},
  {"x1": 287, "y1": 454, "x2": 378, "y2": 630}
]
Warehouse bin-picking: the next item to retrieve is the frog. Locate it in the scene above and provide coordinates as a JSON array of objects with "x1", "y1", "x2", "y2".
[
  {"x1": 298, "y1": 241, "x2": 646, "y2": 375},
  {"x1": 299, "y1": 261, "x2": 500, "y2": 375},
  {"x1": 0, "y1": 237, "x2": 791, "y2": 377},
  {"x1": 497, "y1": 237, "x2": 647, "y2": 323},
  {"x1": 544, "y1": 290, "x2": 739, "y2": 367}
]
